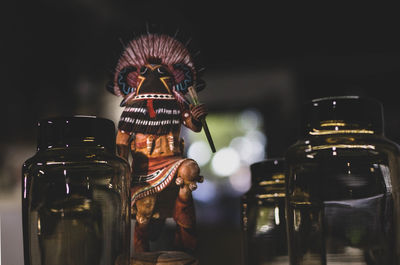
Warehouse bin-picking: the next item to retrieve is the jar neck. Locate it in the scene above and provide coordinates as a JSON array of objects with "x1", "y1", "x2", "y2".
[
  {"x1": 252, "y1": 172, "x2": 285, "y2": 186},
  {"x1": 250, "y1": 173, "x2": 285, "y2": 197},
  {"x1": 302, "y1": 120, "x2": 383, "y2": 137},
  {"x1": 37, "y1": 142, "x2": 112, "y2": 154}
]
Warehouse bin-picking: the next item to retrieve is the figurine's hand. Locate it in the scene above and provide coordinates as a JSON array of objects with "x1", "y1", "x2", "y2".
[
  {"x1": 176, "y1": 175, "x2": 204, "y2": 191},
  {"x1": 190, "y1": 104, "x2": 208, "y2": 121},
  {"x1": 176, "y1": 160, "x2": 203, "y2": 201},
  {"x1": 135, "y1": 194, "x2": 156, "y2": 225}
]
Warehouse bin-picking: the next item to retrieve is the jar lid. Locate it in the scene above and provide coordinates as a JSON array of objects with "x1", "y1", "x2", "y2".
[
  {"x1": 300, "y1": 95, "x2": 384, "y2": 136},
  {"x1": 37, "y1": 115, "x2": 116, "y2": 153},
  {"x1": 250, "y1": 158, "x2": 285, "y2": 184}
]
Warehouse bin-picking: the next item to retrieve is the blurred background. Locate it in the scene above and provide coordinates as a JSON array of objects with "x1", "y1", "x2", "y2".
[{"x1": 2, "y1": 1, "x2": 400, "y2": 264}]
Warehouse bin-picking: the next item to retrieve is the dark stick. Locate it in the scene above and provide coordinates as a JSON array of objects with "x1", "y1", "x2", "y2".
[
  {"x1": 188, "y1": 86, "x2": 216, "y2": 153},
  {"x1": 201, "y1": 117, "x2": 216, "y2": 153}
]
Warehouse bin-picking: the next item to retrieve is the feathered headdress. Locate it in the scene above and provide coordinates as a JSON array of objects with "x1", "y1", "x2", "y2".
[{"x1": 107, "y1": 33, "x2": 205, "y2": 99}]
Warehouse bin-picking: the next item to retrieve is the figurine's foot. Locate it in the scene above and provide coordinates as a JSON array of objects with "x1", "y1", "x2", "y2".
[
  {"x1": 174, "y1": 224, "x2": 197, "y2": 253},
  {"x1": 132, "y1": 250, "x2": 198, "y2": 264},
  {"x1": 134, "y1": 221, "x2": 150, "y2": 253}
]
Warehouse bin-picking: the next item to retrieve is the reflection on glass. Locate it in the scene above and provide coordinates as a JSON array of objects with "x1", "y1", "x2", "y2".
[
  {"x1": 24, "y1": 154, "x2": 130, "y2": 265},
  {"x1": 287, "y1": 152, "x2": 394, "y2": 265}
]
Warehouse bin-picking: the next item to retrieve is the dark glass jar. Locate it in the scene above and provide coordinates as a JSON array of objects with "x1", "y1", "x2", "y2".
[
  {"x1": 241, "y1": 158, "x2": 288, "y2": 265},
  {"x1": 285, "y1": 96, "x2": 400, "y2": 265},
  {"x1": 22, "y1": 116, "x2": 131, "y2": 265}
]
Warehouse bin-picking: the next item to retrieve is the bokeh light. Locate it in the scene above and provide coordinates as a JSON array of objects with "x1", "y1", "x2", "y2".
[
  {"x1": 211, "y1": 147, "x2": 241, "y2": 177},
  {"x1": 245, "y1": 129, "x2": 267, "y2": 146},
  {"x1": 229, "y1": 135, "x2": 265, "y2": 165},
  {"x1": 228, "y1": 166, "x2": 251, "y2": 194},
  {"x1": 184, "y1": 108, "x2": 266, "y2": 201},
  {"x1": 237, "y1": 109, "x2": 263, "y2": 131},
  {"x1": 192, "y1": 179, "x2": 217, "y2": 203},
  {"x1": 187, "y1": 140, "x2": 212, "y2": 167}
]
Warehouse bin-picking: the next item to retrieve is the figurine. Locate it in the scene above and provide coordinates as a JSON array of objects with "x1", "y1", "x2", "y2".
[{"x1": 107, "y1": 33, "x2": 210, "y2": 254}]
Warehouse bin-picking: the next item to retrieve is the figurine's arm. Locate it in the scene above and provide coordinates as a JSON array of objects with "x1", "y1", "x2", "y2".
[
  {"x1": 116, "y1": 130, "x2": 131, "y2": 161},
  {"x1": 181, "y1": 103, "x2": 208, "y2": 133}
]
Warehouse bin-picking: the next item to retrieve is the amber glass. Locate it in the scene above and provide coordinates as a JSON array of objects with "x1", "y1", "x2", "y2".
[
  {"x1": 241, "y1": 158, "x2": 288, "y2": 265},
  {"x1": 22, "y1": 116, "x2": 131, "y2": 265},
  {"x1": 285, "y1": 96, "x2": 400, "y2": 265}
]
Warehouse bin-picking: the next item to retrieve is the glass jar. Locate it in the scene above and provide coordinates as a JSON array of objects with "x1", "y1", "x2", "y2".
[
  {"x1": 241, "y1": 158, "x2": 288, "y2": 265},
  {"x1": 22, "y1": 116, "x2": 131, "y2": 265},
  {"x1": 285, "y1": 96, "x2": 400, "y2": 265}
]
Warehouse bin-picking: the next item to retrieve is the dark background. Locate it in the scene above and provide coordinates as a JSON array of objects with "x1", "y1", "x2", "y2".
[
  {"x1": 2, "y1": 1, "x2": 400, "y2": 264},
  {"x1": 4, "y1": 2, "x2": 400, "y2": 155}
]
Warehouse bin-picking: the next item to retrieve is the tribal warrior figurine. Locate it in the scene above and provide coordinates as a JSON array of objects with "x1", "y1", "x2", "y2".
[{"x1": 107, "y1": 33, "x2": 208, "y2": 253}]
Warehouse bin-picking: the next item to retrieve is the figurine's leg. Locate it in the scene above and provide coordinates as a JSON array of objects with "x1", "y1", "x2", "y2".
[
  {"x1": 134, "y1": 194, "x2": 156, "y2": 253},
  {"x1": 173, "y1": 195, "x2": 197, "y2": 251},
  {"x1": 173, "y1": 159, "x2": 203, "y2": 251}
]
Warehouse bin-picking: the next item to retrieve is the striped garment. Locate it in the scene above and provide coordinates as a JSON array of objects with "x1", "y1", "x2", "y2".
[{"x1": 118, "y1": 96, "x2": 182, "y2": 135}]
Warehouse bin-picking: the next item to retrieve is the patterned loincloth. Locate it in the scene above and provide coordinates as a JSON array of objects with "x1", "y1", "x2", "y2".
[{"x1": 130, "y1": 158, "x2": 188, "y2": 207}]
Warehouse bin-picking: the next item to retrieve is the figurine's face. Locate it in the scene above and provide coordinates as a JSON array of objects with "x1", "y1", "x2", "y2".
[{"x1": 136, "y1": 64, "x2": 174, "y2": 95}]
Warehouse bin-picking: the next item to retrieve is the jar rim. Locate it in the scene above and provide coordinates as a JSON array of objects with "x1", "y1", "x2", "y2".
[
  {"x1": 250, "y1": 158, "x2": 286, "y2": 184},
  {"x1": 36, "y1": 115, "x2": 116, "y2": 153},
  {"x1": 300, "y1": 95, "x2": 384, "y2": 137}
]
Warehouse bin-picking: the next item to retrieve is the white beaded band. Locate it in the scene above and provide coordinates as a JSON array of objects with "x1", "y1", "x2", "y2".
[{"x1": 134, "y1": 94, "x2": 174, "y2": 100}]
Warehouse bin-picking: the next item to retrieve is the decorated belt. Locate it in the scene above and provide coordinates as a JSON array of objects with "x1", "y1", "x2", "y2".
[
  {"x1": 134, "y1": 94, "x2": 174, "y2": 100},
  {"x1": 133, "y1": 169, "x2": 163, "y2": 183}
]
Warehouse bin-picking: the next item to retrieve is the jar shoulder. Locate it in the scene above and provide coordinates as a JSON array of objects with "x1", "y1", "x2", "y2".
[
  {"x1": 23, "y1": 148, "x2": 130, "y2": 173},
  {"x1": 285, "y1": 134, "x2": 400, "y2": 159}
]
